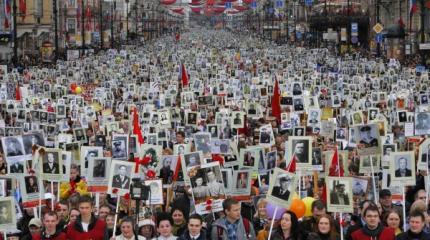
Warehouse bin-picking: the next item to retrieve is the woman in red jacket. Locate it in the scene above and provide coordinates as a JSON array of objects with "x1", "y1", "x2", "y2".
[{"x1": 351, "y1": 205, "x2": 395, "y2": 240}]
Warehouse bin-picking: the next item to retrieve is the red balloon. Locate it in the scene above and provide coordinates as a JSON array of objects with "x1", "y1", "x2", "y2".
[
  {"x1": 71, "y1": 83, "x2": 77, "y2": 90},
  {"x1": 289, "y1": 199, "x2": 306, "y2": 218}
]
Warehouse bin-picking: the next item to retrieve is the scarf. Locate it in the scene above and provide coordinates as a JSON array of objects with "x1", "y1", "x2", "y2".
[{"x1": 362, "y1": 223, "x2": 384, "y2": 239}]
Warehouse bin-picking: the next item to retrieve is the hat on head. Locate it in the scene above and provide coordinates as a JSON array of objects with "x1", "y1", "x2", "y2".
[
  {"x1": 138, "y1": 219, "x2": 155, "y2": 227},
  {"x1": 277, "y1": 174, "x2": 291, "y2": 182},
  {"x1": 360, "y1": 126, "x2": 371, "y2": 132},
  {"x1": 28, "y1": 218, "x2": 42, "y2": 228},
  {"x1": 379, "y1": 189, "x2": 391, "y2": 198}
]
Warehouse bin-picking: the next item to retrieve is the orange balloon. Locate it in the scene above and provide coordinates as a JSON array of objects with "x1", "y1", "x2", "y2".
[{"x1": 289, "y1": 199, "x2": 306, "y2": 218}]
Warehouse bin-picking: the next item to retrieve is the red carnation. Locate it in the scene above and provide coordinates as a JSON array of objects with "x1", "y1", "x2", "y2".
[
  {"x1": 205, "y1": 205, "x2": 212, "y2": 211},
  {"x1": 206, "y1": 199, "x2": 213, "y2": 205},
  {"x1": 146, "y1": 169, "x2": 156, "y2": 179},
  {"x1": 124, "y1": 193, "x2": 130, "y2": 200},
  {"x1": 141, "y1": 156, "x2": 152, "y2": 165},
  {"x1": 112, "y1": 188, "x2": 119, "y2": 194}
]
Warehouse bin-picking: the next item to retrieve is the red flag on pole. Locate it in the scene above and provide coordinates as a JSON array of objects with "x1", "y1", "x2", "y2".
[
  {"x1": 322, "y1": 147, "x2": 343, "y2": 203},
  {"x1": 132, "y1": 107, "x2": 144, "y2": 145},
  {"x1": 172, "y1": 155, "x2": 182, "y2": 182},
  {"x1": 19, "y1": 0, "x2": 26, "y2": 20},
  {"x1": 181, "y1": 64, "x2": 189, "y2": 87},
  {"x1": 286, "y1": 154, "x2": 296, "y2": 173},
  {"x1": 15, "y1": 85, "x2": 21, "y2": 100},
  {"x1": 271, "y1": 77, "x2": 281, "y2": 124}
]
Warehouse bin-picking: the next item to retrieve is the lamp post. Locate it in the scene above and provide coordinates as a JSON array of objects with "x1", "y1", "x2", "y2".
[
  {"x1": 13, "y1": 0, "x2": 17, "y2": 66},
  {"x1": 53, "y1": 0, "x2": 59, "y2": 61},
  {"x1": 126, "y1": 0, "x2": 129, "y2": 42},
  {"x1": 99, "y1": 0, "x2": 103, "y2": 49},
  {"x1": 419, "y1": 0, "x2": 426, "y2": 66},
  {"x1": 81, "y1": 0, "x2": 85, "y2": 52},
  {"x1": 111, "y1": 0, "x2": 115, "y2": 48}
]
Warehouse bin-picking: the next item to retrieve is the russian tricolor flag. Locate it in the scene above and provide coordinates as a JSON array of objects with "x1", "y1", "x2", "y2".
[{"x1": 410, "y1": 0, "x2": 418, "y2": 15}]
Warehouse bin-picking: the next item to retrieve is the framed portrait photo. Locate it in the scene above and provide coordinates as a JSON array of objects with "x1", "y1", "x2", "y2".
[
  {"x1": 232, "y1": 170, "x2": 252, "y2": 196},
  {"x1": 40, "y1": 149, "x2": 63, "y2": 181},
  {"x1": 353, "y1": 124, "x2": 381, "y2": 155},
  {"x1": 107, "y1": 160, "x2": 134, "y2": 196},
  {"x1": 326, "y1": 177, "x2": 353, "y2": 213},
  {"x1": 0, "y1": 197, "x2": 16, "y2": 231},
  {"x1": 287, "y1": 136, "x2": 312, "y2": 168},
  {"x1": 267, "y1": 168, "x2": 297, "y2": 207},
  {"x1": 390, "y1": 151, "x2": 416, "y2": 186},
  {"x1": 87, "y1": 157, "x2": 111, "y2": 189}
]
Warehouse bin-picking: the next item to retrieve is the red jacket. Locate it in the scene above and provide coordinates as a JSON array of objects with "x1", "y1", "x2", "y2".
[
  {"x1": 351, "y1": 226, "x2": 395, "y2": 240},
  {"x1": 32, "y1": 231, "x2": 67, "y2": 240},
  {"x1": 65, "y1": 215, "x2": 107, "y2": 240}
]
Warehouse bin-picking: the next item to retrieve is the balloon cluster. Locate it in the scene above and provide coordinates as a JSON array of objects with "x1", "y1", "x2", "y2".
[
  {"x1": 265, "y1": 196, "x2": 315, "y2": 220},
  {"x1": 70, "y1": 83, "x2": 82, "y2": 94}
]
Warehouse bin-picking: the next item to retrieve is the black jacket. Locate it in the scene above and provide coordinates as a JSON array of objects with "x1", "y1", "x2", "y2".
[
  {"x1": 177, "y1": 230, "x2": 207, "y2": 240},
  {"x1": 396, "y1": 230, "x2": 430, "y2": 240}
]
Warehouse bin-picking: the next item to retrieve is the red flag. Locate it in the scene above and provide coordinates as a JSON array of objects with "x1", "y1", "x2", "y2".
[
  {"x1": 286, "y1": 154, "x2": 296, "y2": 173},
  {"x1": 132, "y1": 108, "x2": 144, "y2": 145},
  {"x1": 15, "y1": 85, "x2": 21, "y2": 100},
  {"x1": 19, "y1": 0, "x2": 26, "y2": 20},
  {"x1": 322, "y1": 147, "x2": 343, "y2": 203},
  {"x1": 172, "y1": 155, "x2": 182, "y2": 182},
  {"x1": 3, "y1": 18, "x2": 9, "y2": 29},
  {"x1": 271, "y1": 77, "x2": 281, "y2": 124},
  {"x1": 181, "y1": 64, "x2": 189, "y2": 87},
  {"x1": 398, "y1": 17, "x2": 405, "y2": 28},
  {"x1": 328, "y1": 147, "x2": 344, "y2": 177}
]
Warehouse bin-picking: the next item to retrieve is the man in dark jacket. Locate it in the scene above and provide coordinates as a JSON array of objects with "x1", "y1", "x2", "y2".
[
  {"x1": 300, "y1": 200, "x2": 327, "y2": 232},
  {"x1": 396, "y1": 211, "x2": 430, "y2": 240},
  {"x1": 178, "y1": 214, "x2": 206, "y2": 240},
  {"x1": 66, "y1": 195, "x2": 108, "y2": 240}
]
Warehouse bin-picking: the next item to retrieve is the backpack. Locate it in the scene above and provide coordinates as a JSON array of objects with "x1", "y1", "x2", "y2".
[{"x1": 217, "y1": 218, "x2": 251, "y2": 240}]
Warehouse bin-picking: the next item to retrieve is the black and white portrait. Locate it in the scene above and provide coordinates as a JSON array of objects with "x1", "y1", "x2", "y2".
[
  {"x1": 0, "y1": 197, "x2": 15, "y2": 227},
  {"x1": 42, "y1": 151, "x2": 60, "y2": 174},
  {"x1": 289, "y1": 137, "x2": 312, "y2": 165},
  {"x1": 111, "y1": 134, "x2": 128, "y2": 160},
  {"x1": 110, "y1": 163, "x2": 132, "y2": 190},
  {"x1": 1, "y1": 136, "x2": 25, "y2": 160},
  {"x1": 415, "y1": 112, "x2": 430, "y2": 135},
  {"x1": 194, "y1": 133, "x2": 211, "y2": 156},
  {"x1": 24, "y1": 176, "x2": 39, "y2": 194},
  {"x1": 267, "y1": 168, "x2": 297, "y2": 206},
  {"x1": 184, "y1": 152, "x2": 201, "y2": 168},
  {"x1": 327, "y1": 177, "x2": 353, "y2": 213},
  {"x1": 390, "y1": 152, "x2": 416, "y2": 186}
]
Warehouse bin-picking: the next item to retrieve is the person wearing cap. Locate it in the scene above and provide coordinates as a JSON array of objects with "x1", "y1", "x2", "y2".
[
  {"x1": 359, "y1": 125, "x2": 378, "y2": 147},
  {"x1": 20, "y1": 218, "x2": 42, "y2": 240},
  {"x1": 138, "y1": 219, "x2": 157, "y2": 239},
  {"x1": 271, "y1": 174, "x2": 291, "y2": 201},
  {"x1": 112, "y1": 141, "x2": 126, "y2": 159},
  {"x1": 32, "y1": 211, "x2": 67, "y2": 240},
  {"x1": 379, "y1": 189, "x2": 403, "y2": 219},
  {"x1": 330, "y1": 183, "x2": 349, "y2": 205}
]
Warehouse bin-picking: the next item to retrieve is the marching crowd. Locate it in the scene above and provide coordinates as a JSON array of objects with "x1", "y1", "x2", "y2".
[{"x1": 0, "y1": 26, "x2": 429, "y2": 240}]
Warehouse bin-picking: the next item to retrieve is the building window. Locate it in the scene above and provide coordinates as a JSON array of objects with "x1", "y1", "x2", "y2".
[
  {"x1": 68, "y1": 0, "x2": 77, "y2": 8},
  {"x1": 67, "y1": 19, "x2": 76, "y2": 34}
]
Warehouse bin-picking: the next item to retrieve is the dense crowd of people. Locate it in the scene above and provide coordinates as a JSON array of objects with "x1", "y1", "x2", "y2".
[{"x1": 0, "y1": 26, "x2": 429, "y2": 240}]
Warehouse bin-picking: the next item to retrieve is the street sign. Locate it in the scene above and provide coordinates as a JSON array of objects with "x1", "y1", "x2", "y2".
[
  {"x1": 305, "y1": 0, "x2": 313, "y2": 6},
  {"x1": 351, "y1": 22, "x2": 358, "y2": 36},
  {"x1": 419, "y1": 43, "x2": 430, "y2": 50},
  {"x1": 375, "y1": 33, "x2": 383, "y2": 43},
  {"x1": 373, "y1": 23, "x2": 383, "y2": 34},
  {"x1": 351, "y1": 36, "x2": 358, "y2": 44}
]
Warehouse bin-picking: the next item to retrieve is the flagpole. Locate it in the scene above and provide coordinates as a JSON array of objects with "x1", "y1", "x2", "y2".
[
  {"x1": 336, "y1": 147, "x2": 344, "y2": 240},
  {"x1": 12, "y1": 0, "x2": 17, "y2": 66},
  {"x1": 267, "y1": 206, "x2": 278, "y2": 240},
  {"x1": 369, "y1": 155, "x2": 378, "y2": 204},
  {"x1": 53, "y1": 0, "x2": 59, "y2": 61}
]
